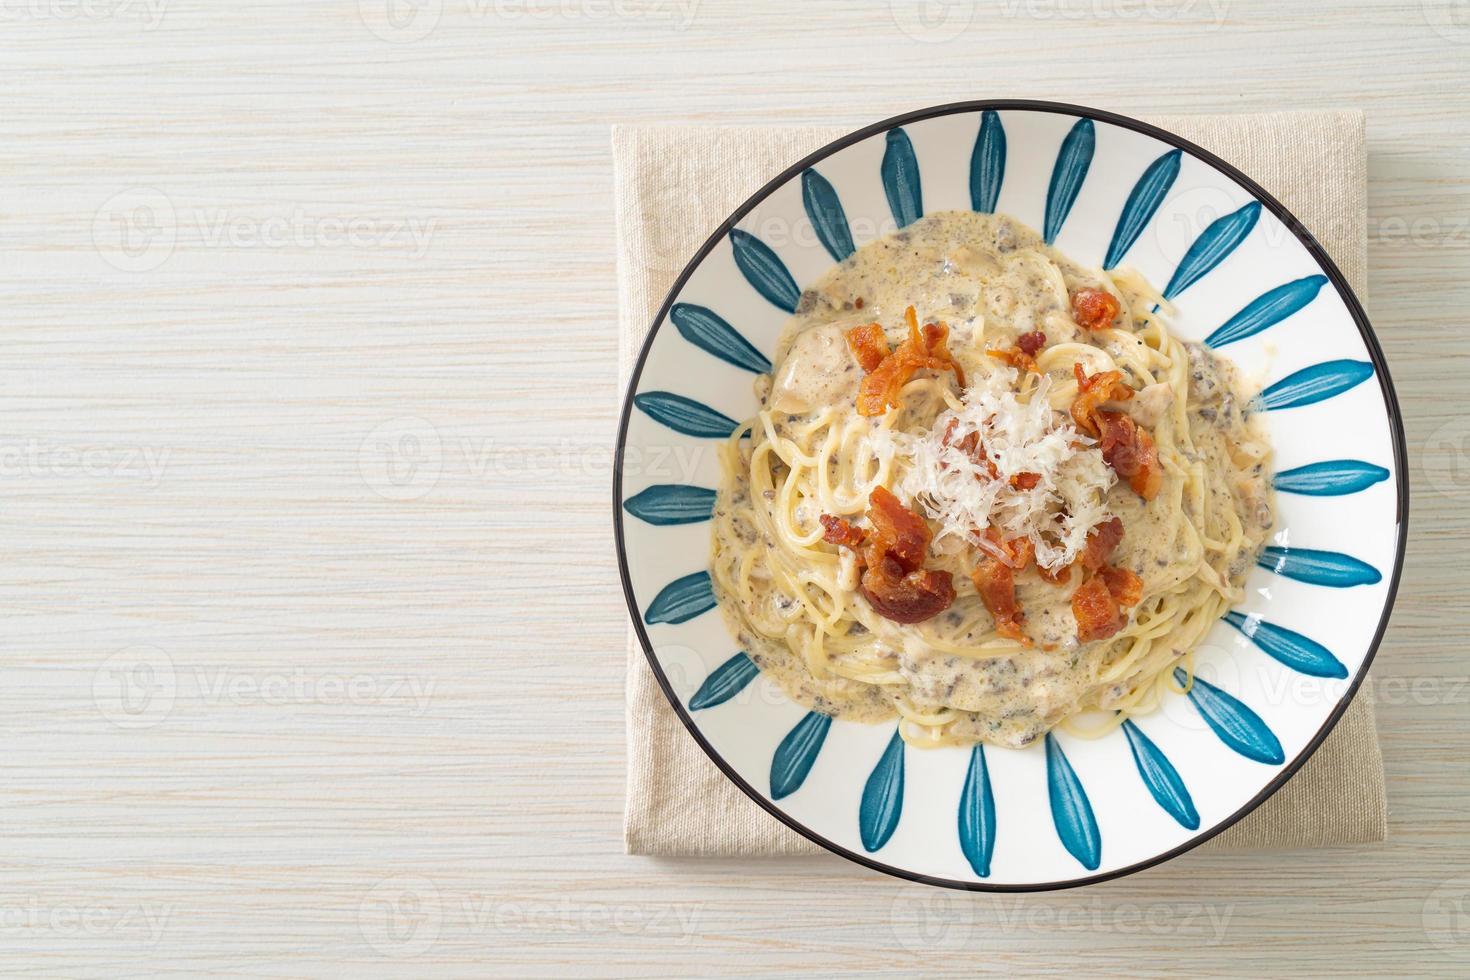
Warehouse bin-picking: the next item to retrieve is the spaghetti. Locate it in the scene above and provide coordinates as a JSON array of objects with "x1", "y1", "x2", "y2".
[{"x1": 710, "y1": 211, "x2": 1273, "y2": 749}]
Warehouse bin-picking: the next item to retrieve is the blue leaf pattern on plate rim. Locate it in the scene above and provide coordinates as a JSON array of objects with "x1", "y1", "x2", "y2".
[
  {"x1": 1043, "y1": 117, "x2": 1094, "y2": 245},
  {"x1": 1174, "y1": 667, "x2": 1285, "y2": 765},
  {"x1": 1273, "y1": 459, "x2": 1390, "y2": 496},
  {"x1": 770, "y1": 711, "x2": 832, "y2": 800},
  {"x1": 622, "y1": 483, "x2": 716, "y2": 526},
  {"x1": 729, "y1": 228, "x2": 801, "y2": 313},
  {"x1": 1256, "y1": 359, "x2": 1375, "y2": 412},
  {"x1": 1162, "y1": 201, "x2": 1261, "y2": 300},
  {"x1": 1044, "y1": 734, "x2": 1102, "y2": 871},
  {"x1": 689, "y1": 652, "x2": 761, "y2": 710},
  {"x1": 1203, "y1": 275, "x2": 1328, "y2": 348},
  {"x1": 801, "y1": 167, "x2": 855, "y2": 263},
  {"x1": 632, "y1": 391, "x2": 738, "y2": 438},
  {"x1": 969, "y1": 110, "x2": 1006, "y2": 214},
  {"x1": 1225, "y1": 611, "x2": 1348, "y2": 679},
  {"x1": 1121, "y1": 720, "x2": 1199, "y2": 830},
  {"x1": 669, "y1": 303, "x2": 772, "y2": 373},
  {"x1": 958, "y1": 744, "x2": 997, "y2": 877},
  {"x1": 859, "y1": 729, "x2": 906, "y2": 852},
  {"x1": 644, "y1": 570, "x2": 716, "y2": 625},
  {"x1": 1104, "y1": 148, "x2": 1180, "y2": 269},
  {"x1": 1257, "y1": 546, "x2": 1382, "y2": 587},
  {"x1": 881, "y1": 128, "x2": 923, "y2": 229}
]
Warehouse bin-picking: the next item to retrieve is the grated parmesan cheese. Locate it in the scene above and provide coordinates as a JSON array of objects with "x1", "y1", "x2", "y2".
[{"x1": 876, "y1": 367, "x2": 1116, "y2": 570}]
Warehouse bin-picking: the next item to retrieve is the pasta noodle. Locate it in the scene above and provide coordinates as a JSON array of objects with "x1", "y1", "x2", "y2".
[{"x1": 710, "y1": 211, "x2": 1274, "y2": 749}]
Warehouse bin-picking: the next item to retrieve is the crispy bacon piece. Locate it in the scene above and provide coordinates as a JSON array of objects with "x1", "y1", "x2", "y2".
[
  {"x1": 1041, "y1": 516, "x2": 1121, "y2": 589},
  {"x1": 941, "y1": 418, "x2": 969, "y2": 453},
  {"x1": 855, "y1": 307, "x2": 965, "y2": 416},
  {"x1": 1038, "y1": 563, "x2": 1072, "y2": 585},
  {"x1": 1071, "y1": 287, "x2": 1121, "y2": 332},
  {"x1": 865, "y1": 486, "x2": 931, "y2": 573},
  {"x1": 986, "y1": 345, "x2": 1038, "y2": 374},
  {"x1": 1070, "y1": 362, "x2": 1133, "y2": 437},
  {"x1": 1071, "y1": 518, "x2": 1144, "y2": 641},
  {"x1": 1010, "y1": 471, "x2": 1041, "y2": 491},
  {"x1": 1016, "y1": 330, "x2": 1047, "y2": 356},
  {"x1": 819, "y1": 514, "x2": 866, "y2": 548},
  {"x1": 1072, "y1": 559, "x2": 1143, "y2": 643},
  {"x1": 860, "y1": 557, "x2": 956, "y2": 625},
  {"x1": 1095, "y1": 410, "x2": 1164, "y2": 500},
  {"x1": 972, "y1": 531, "x2": 1034, "y2": 645},
  {"x1": 941, "y1": 419, "x2": 999, "y2": 480},
  {"x1": 920, "y1": 319, "x2": 961, "y2": 381},
  {"x1": 971, "y1": 558, "x2": 1029, "y2": 644},
  {"x1": 1072, "y1": 574, "x2": 1124, "y2": 643},
  {"x1": 853, "y1": 487, "x2": 955, "y2": 624},
  {"x1": 978, "y1": 528, "x2": 1033, "y2": 570},
  {"x1": 1079, "y1": 516, "x2": 1125, "y2": 572},
  {"x1": 856, "y1": 355, "x2": 912, "y2": 416},
  {"x1": 1100, "y1": 565, "x2": 1144, "y2": 608},
  {"x1": 972, "y1": 530, "x2": 1012, "y2": 566},
  {"x1": 1069, "y1": 365, "x2": 1162, "y2": 499},
  {"x1": 844, "y1": 322, "x2": 889, "y2": 373}
]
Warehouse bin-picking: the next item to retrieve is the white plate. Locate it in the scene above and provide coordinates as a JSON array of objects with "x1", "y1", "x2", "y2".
[{"x1": 614, "y1": 101, "x2": 1407, "y2": 890}]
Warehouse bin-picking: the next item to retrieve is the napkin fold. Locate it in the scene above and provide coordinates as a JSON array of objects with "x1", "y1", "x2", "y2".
[{"x1": 617, "y1": 111, "x2": 1387, "y2": 858}]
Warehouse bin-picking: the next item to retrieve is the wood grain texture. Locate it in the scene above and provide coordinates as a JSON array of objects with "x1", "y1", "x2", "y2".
[{"x1": 0, "y1": 0, "x2": 1466, "y2": 975}]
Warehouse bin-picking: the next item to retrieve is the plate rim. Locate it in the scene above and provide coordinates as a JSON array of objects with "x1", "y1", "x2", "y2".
[{"x1": 612, "y1": 99, "x2": 1409, "y2": 892}]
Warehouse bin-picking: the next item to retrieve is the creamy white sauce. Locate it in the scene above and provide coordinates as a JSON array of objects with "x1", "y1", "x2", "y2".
[{"x1": 710, "y1": 211, "x2": 1274, "y2": 747}]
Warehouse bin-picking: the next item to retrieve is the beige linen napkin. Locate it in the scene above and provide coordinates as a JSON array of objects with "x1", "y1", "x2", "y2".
[{"x1": 617, "y1": 111, "x2": 1388, "y2": 857}]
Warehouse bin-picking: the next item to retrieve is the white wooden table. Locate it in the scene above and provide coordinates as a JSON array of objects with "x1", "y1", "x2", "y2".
[{"x1": 1, "y1": 2, "x2": 1466, "y2": 974}]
